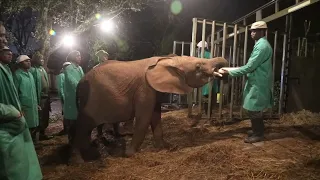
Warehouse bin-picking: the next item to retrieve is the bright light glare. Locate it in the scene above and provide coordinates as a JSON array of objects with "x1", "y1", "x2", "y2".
[
  {"x1": 49, "y1": 29, "x2": 56, "y2": 36},
  {"x1": 100, "y1": 20, "x2": 115, "y2": 33},
  {"x1": 63, "y1": 35, "x2": 74, "y2": 47},
  {"x1": 95, "y1": 13, "x2": 101, "y2": 20}
]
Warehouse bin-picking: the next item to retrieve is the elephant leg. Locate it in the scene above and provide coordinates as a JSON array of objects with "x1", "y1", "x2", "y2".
[
  {"x1": 97, "y1": 124, "x2": 104, "y2": 137},
  {"x1": 150, "y1": 102, "x2": 169, "y2": 149},
  {"x1": 113, "y1": 122, "x2": 121, "y2": 137},
  {"x1": 70, "y1": 113, "x2": 99, "y2": 163},
  {"x1": 125, "y1": 103, "x2": 154, "y2": 157}
]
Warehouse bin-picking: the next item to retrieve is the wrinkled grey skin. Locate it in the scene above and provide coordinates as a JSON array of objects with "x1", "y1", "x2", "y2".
[{"x1": 70, "y1": 55, "x2": 228, "y2": 163}]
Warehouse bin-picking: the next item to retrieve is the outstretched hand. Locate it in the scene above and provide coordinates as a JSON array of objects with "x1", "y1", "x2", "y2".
[
  {"x1": 218, "y1": 68, "x2": 229, "y2": 75},
  {"x1": 213, "y1": 71, "x2": 223, "y2": 77}
]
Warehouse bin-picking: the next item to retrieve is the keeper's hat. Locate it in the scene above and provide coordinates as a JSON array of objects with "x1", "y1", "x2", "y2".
[
  {"x1": 250, "y1": 21, "x2": 268, "y2": 30},
  {"x1": 197, "y1": 41, "x2": 208, "y2": 48},
  {"x1": 16, "y1": 55, "x2": 31, "y2": 63}
]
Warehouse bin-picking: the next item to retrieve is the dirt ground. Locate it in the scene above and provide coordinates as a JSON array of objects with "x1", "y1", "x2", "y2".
[{"x1": 37, "y1": 102, "x2": 320, "y2": 180}]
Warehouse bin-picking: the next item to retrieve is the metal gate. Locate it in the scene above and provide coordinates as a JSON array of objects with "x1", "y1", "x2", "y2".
[{"x1": 187, "y1": 17, "x2": 289, "y2": 121}]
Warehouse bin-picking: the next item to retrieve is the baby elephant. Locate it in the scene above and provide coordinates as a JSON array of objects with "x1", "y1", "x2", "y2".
[{"x1": 70, "y1": 55, "x2": 228, "y2": 163}]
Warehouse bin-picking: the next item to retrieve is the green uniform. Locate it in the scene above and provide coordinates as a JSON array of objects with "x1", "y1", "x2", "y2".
[
  {"x1": 63, "y1": 63, "x2": 84, "y2": 120},
  {"x1": 198, "y1": 51, "x2": 219, "y2": 96},
  {"x1": 229, "y1": 37, "x2": 273, "y2": 111},
  {"x1": 0, "y1": 63, "x2": 43, "y2": 180},
  {"x1": 30, "y1": 66, "x2": 50, "y2": 135},
  {"x1": 13, "y1": 69, "x2": 39, "y2": 128},
  {"x1": 29, "y1": 66, "x2": 49, "y2": 104},
  {"x1": 56, "y1": 73, "x2": 65, "y2": 103}
]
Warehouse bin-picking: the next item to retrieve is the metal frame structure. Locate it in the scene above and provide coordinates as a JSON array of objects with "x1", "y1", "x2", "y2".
[
  {"x1": 173, "y1": 41, "x2": 191, "y2": 56},
  {"x1": 188, "y1": 18, "x2": 248, "y2": 120},
  {"x1": 212, "y1": 0, "x2": 320, "y2": 43},
  {"x1": 185, "y1": 0, "x2": 320, "y2": 121}
]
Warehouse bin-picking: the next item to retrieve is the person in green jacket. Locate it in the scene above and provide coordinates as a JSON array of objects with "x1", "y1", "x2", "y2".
[
  {"x1": 55, "y1": 62, "x2": 71, "y2": 136},
  {"x1": 63, "y1": 50, "x2": 84, "y2": 144},
  {"x1": 197, "y1": 41, "x2": 219, "y2": 116},
  {"x1": 88, "y1": 50, "x2": 109, "y2": 70},
  {"x1": 0, "y1": 44, "x2": 43, "y2": 179},
  {"x1": 13, "y1": 55, "x2": 40, "y2": 141},
  {"x1": 218, "y1": 21, "x2": 273, "y2": 143},
  {"x1": 30, "y1": 52, "x2": 53, "y2": 141}
]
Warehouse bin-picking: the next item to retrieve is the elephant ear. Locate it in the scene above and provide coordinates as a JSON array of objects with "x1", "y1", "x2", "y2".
[{"x1": 146, "y1": 58, "x2": 193, "y2": 94}]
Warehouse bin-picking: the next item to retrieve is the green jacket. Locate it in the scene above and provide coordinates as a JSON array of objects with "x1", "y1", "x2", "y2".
[
  {"x1": 229, "y1": 37, "x2": 273, "y2": 111},
  {"x1": 63, "y1": 63, "x2": 84, "y2": 120},
  {"x1": 29, "y1": 66, "x2": 49, "y2": 103},
  {"x1": 198, "y1": 51, "x2": 219, "y2": 96},
  {"x1": 0, "y1": 63, "x2": 42, "y2": 180},
  {"x1": 56, "y1": 73, "x2": 65, "y2": 102},
  {"x1": 13, "y1": 69, "x2": 39, "y2": 128}
]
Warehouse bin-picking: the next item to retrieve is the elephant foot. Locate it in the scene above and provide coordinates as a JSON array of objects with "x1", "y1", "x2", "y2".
[
  {"x1": 115, "y1": 132, "x2": 133, "y2": 138},
  {"x1": 125, "y1": 146, "x2": 137, "y2": 157},
  {"x1": 68, "y1": 149, "x2": 84, "y2": 165},
  {"x1": 83, "y1": 146, "x2": 101, "y2": 161},
  {"x1": 155, "y1": 140, "x2": 178, "y2": 152},
  {"x1": 154, "y1": 140, "x2": 171, "y2": 149}
]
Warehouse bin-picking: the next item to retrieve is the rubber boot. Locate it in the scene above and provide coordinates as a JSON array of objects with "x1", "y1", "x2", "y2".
[
  {"x1": 247, "y1": 130, "x2": 254, "y2": 137},
  {"x1": 244, "y1": 119, "x2": 264, "y2": 143}
]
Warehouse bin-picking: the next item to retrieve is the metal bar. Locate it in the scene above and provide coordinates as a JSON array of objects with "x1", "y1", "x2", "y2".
[
  {"x1": 174, "y1": 41, "x2": 192, "y2": 45},
  {"x1": 173, "y1": 41, "x2": 177, "y2": 54},
  {"x1": 240, "y1": 26, "x2": 248, "y2": 119},
  {"x1": 227, "y1": 46, "x2": 232, "y2": 104},
  {"x1": 210, "y1": 21, "x2": 216, "y2": 58},
  {"x1": 304, "y1": 38, "x2": 308, "y2": 57},
  {"x1": 229, "y1": 47, "x2": 232, "y2": 65},
  {"x1": 207, "y1": 21, "x2": 216, "y2": 119},
  {"x1": 217, "y1": 32, "x2": 221, "y2": 56},
  {"x1": 271, "y1": 31, "x2": 278, "y2": 118},
  {"x1": 218, "y1": 23, "x2": 227, "y2": 120},
  {"x1": 214, "y1": 0, "x2": 320, "y2": 44},
  {"x1": 256, "y1": 10, "x2": 262, "y2": 21},
  {"x1": 196, "y1": 19, "x2": 244, "y2": 28},
  {"x1": 181, "y1": 41, "x2": 185, "y2": 56},
  {"x1": 279, "y1": 33, "x2": 287, "y2": 116},
  {"x1": 235, "y1": 44, "x2": 241, "y2": 105},
  {"x1": 266, "y1": 29, "x2": 269, "y2": 40},
  {"x1": 188, "y1": 18, "x2": 198, "y2": 117},
  {"x1": 233, "y1": 0, "x2": 280, "y2": 24},
  {"x1": 297, "y1": 37, "x2": 301, "y2": 56},
  {"x1": 283, "y1": 14, "x2": 293, "y2": 113},
  {"x1": 275, "y1": 0, "x2": 279, "y2": 12},
  {"x1": 201, "y1": 19, "x2": 206, "y2": 58},
  {"x1": 230, "y1": 24, "x2": 238, "y2": 120},
  {"x1": 198, "y1": 19, "x2": 206, "y2": 116}
]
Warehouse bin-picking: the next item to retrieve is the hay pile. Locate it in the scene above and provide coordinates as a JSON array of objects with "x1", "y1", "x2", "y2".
[
  {"x1": 280, "y1": 109, "x2": 320, "y2": 126},
  {"x1": 38, "y1": 109, "x2": 320, "y2": 180}
]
